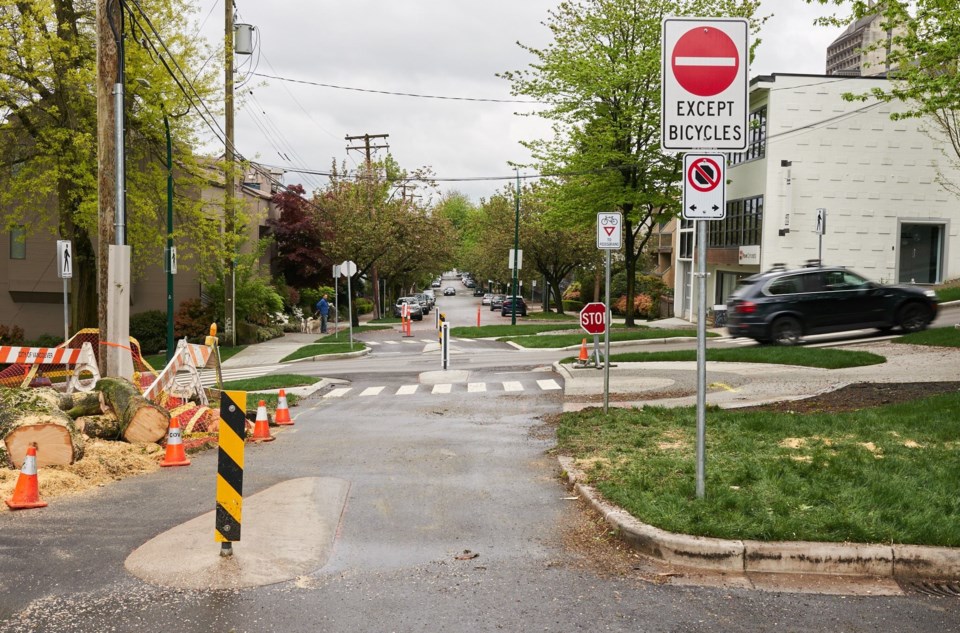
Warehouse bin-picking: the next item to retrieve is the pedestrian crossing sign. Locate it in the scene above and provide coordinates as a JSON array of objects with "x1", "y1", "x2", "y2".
[{"x1": 57, "y1": 240, "x2": 72, "y2": 279}]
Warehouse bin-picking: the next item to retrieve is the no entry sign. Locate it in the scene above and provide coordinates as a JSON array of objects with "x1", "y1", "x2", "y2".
[
  {"x1": 682, "y1": 154, "x2": 726, "y2": 220},
  {"x1": 661, "y1": 17, "x2": 748, "y2": 151}
]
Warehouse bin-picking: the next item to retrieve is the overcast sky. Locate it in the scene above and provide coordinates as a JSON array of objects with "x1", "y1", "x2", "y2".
[{"x1": 197, "y1": 1, "x2": 846, "y2": 202}]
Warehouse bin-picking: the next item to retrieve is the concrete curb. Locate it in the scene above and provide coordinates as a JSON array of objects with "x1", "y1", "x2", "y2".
[
  {"x1": 557, "y1": 456, "x2": 960, "y2": 579},
  {"x1": 281, "y1": 347, "x2": 370, "y2": 363}
]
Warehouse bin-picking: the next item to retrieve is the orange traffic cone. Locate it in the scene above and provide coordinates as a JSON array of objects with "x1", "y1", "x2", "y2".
[
  {"x1": 249, "y1": 400, "x2": 275, "y2": 442},
  {"x1": 160, "y1": 417, "x2": 191, "y2": 467},
  {"x1": 578, "y1": 338, "x2": 589, "y2": 363},
  {"x1": 274, "y1": 389, "x2": 293, "y2": 425},
  {"x1": 5, "y1": 445, "x2": 47, "y2": 510}
]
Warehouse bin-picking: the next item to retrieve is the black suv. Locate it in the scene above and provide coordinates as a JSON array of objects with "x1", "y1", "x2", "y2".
[
  {"x1": 726, "y1": 265, "x2": 938, "y2": 345},
  {"x1": 501, "y1": 296, "x2": 528, "y2": 317}
]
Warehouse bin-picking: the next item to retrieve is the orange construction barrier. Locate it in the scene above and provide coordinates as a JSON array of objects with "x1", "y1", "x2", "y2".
[
  {"x1": 159, "y1": 417, "x2": 191, "y2": 467},
  {"x1": 578, "y1": 338, "x2": 589, "y2": 363},
  {"x1": 5, "y1": 445, "x2": 47, "y2": 510},
  {"x1": 274, "y1": 389, "x2": 293, "y2": 425},
  {"x1": 249, "y1": 400, "x2": 274, "y2": 442}
]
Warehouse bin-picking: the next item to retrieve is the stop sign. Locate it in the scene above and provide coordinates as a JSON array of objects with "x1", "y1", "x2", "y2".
[{"x1": 579, "y1": 302, "x2": 607, "y2": 335}]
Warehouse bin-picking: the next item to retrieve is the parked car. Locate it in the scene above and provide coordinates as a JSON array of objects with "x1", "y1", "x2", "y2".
[
  {"x1": 421, "y1": 289, "x2": 436, "y2": 307},
  {"x1": 393, "y1": 297, "x2": 424, "y2": 320},
  {"x1": 443, "y1": 287, "x2": 456, "y2": 296},
  {"x1": 473, "y1": 287, "x2": 485, "y2": 297},
  {"x1": 481, "y1": 293, "x2": 494, "y2": 305},
  {"x1": 431, "y1": 279, "x2": 442, "y2": 288},
  {"x1": 501, "y1": 297, "x2": 528, "y2": 317},
  {"x1": 413, "y1": 293, "x2": 432, "y2": 314},
  {"x1": 726, "y1": 265, "x2": 938, "y2": 346},
  {"x1": 490, "y1": 294, "x2": 506, "y2": 310}
]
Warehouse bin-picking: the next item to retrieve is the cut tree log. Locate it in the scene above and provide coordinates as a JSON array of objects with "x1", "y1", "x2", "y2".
[
  {"x1": 75, "y1": 414, "x2": 123, "y2": 440},
  {"x1": 59, "y1": 391, "x2": 106, "y2": 419},
  {"x1": 0, "y1": 387, "x2": 86, "y2": 468},
  {"x1": 95, "y1": 377, "x2": 170, "y2": 444}
]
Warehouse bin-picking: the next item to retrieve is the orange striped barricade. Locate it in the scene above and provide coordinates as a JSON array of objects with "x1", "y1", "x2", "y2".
[
  {"x1": 142, "y1": 338, "x2": 213, "y2": 406},
  {"x1": 0, "y1": 342, "x2": 100, "y2": 393}
]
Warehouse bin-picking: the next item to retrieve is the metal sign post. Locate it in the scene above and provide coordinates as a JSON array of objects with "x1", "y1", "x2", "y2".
[
  {"x1": 695, "y1": 220, "x2": 708, "y2": 500},
  {"x1": 333, "y1": 264, "x2": 340, "y2": 338},
  {"x1": 340, "y1": 261, "x2": 357, "y2": 348},
  {"x1": 596, "y1": 212, "x2": 622, "y2": 414},
  {"x1": 57, "y1": 240, "x2": 72, "y2": 343}
]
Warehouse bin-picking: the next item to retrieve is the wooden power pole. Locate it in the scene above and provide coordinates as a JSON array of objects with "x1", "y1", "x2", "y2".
[
  {"x1": 224, "y1": 0, "x2": 237, "y2": 345},
  {"x1": 345, "y1": 133, "x2": 389, "y2": 319}
]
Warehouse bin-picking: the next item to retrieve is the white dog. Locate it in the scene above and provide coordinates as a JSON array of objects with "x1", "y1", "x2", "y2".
[{"x1": 301, "y1": 317, "x2": 320, "y2": 333}]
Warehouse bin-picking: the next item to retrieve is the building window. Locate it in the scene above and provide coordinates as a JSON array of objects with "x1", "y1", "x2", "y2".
[
  {"x1": 9, "y1": 225, "x2": 25, "y2": 259},
  {"x1": 728, "y1": 106, "x2": 767, "y2": 166},
  {"x1": 708, "y1": 196, "x2": 763, "y2": 247},
  {"x1": 678, "y1": 218, "x2": 694, "y2": 260}
]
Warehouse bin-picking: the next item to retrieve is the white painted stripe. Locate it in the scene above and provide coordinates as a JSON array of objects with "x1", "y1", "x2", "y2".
[
  {"x1": 467, "y1": 382, "x2": 487, "y2": 393},
  {"x1": 420, "y1": 339, "x2": 435, "y2": 344},
  {"x1": 396, "y1": 385, "x2": 418, "y2": 395},
  {"x1": 432, "y1": 383, "x2": 452, "y2": 394},
  {"x1": 324, "y1": 387, "x2": 352, "y2": 398},
  {"x1": 360, "y1": 386, "x2": 385, "y2": 397},
  {"x1": 365, "y1": 341, "x2": 381, "y2": 346},
  {"x1": 383, "y1": 340, "x2": 400, "y2": 345},
  {"x1": 537, "y1": 379, "x2": 562, "y2": 391},
  {"x1": 675, "y1": 56, "x2": 736, "y2": 67},
  {"x1": 502, "y1": 381, "x2": 524, "y2": 392}
]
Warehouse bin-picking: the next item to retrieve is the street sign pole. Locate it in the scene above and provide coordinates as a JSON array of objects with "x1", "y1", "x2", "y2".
[
  {"x1": 57, "y1": 240, "x2": 72, "y2": 344},
  {"x1": 604, "y1": 248, "x2": 611, "y2": 414},
  {"x1": 695, "y1": 219, "x2": 708, "y2": 499}
]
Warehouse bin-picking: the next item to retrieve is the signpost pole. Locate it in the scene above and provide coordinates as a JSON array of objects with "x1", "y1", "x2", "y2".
[
  {"x1": 333, "y1": 264, "x2": 340, "y2": 339},
  {"x1": 695, "y1": 220, "x2": 708, "y2": 499},
  {"x1": 63, "y1": 278, "x2": 69, "y2": 344},
  {"x1": 347, "y1": 273, "x2": 353, "y2": 347},
  {"x1": 604, "y1": 248, "x2": 611, "y2": 414}
]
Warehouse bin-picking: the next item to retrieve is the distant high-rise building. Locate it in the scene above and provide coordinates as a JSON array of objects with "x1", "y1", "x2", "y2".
[{"x1": 825, "y1": 9, "x2": 898, "y2": 77}]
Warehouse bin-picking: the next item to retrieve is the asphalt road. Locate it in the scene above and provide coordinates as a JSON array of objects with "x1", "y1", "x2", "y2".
[{"x1": 1, "y1": 282, "x2": 958, "y2": 632}]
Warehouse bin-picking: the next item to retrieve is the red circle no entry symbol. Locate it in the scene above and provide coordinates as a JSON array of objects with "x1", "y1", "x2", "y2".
[
  {"x1": 672, "y1": 27, "x2": 739, "y2": 97},
  {"x1": 687, "y1": 157, "x2": 722, "y2": 193}
]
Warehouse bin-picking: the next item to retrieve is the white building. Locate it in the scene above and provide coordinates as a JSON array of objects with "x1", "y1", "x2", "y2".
[{"x1": 673, "y1": 73, "x2": 958, "y2": 320}]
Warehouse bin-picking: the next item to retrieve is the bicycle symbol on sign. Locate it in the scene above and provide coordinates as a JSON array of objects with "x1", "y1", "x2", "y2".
[{"x1": 600, "y1": 215, "x2": 619, "y2": 226}]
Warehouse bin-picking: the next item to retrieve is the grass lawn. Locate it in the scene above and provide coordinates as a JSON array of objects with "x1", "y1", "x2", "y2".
[
  {"x1": 280, "y1": 342, "x2": 366, "y2": 362},
  {"x1": 600, "y1": 346, "x2": 886, "y2": 369},
  {"x1": 523, "y1": 311, "x2": 579, "y2": 321},
  {"x1": 556, "y1": 390, "x2": 960, "y2": 546},
  {"x1": 894, "y1": 326, "x2": 960, "y2": 348},
  {"x1": 143, "y1": 344, "x2": 246, "y2": 370},
  {"x1": 221, "y1": 373, "x2": 319, "y2": 391},
  {"x1": 450, "y1": 323, "x2": 578, "y2": 338},
  {"x1": 507, "y1": 328, "x2": 708, "y2": 349},
  {"x1": 936, "y1": 285, "x2": 960, "y2": 303},
  {"x1": 210, "y1": 390, "x2": 299, "y2": 409}
]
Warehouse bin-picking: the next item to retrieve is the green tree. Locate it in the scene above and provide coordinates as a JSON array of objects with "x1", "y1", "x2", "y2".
[
  {"x1": 501, "y1": 0, "x2": 763, "y2": 325},
  {"x1": 807, "y1": 1, "x2": 960, "y2": 197},
  {"x1": 0, "y1": 0, "x2": 219, "y2": 332}
]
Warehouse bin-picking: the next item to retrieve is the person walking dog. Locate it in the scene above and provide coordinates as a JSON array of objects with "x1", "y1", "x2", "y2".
[{"x1": 316, "y1": 294, "x2": 330, "y2": 334}]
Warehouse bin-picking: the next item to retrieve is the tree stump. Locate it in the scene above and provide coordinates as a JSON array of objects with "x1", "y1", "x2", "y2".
[{"x1": 0, "y1": 387, "x2": 86, "y2": 468}]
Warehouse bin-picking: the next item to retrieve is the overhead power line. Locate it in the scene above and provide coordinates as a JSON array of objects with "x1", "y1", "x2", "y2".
[{"x1": 251, "y1": 72, "x2": 542, "y2": 104}]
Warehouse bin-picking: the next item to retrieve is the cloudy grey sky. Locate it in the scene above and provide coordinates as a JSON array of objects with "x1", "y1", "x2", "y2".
[{"x1": 197, "y1": 1, "x2": 845, "y2": 202}]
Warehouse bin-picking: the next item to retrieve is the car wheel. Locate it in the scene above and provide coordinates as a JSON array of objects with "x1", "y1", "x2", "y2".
[
  {"x1": 770, "y1": 316, "x2": 802, "y2": 346},
  {"x1": 897, "y1": 303, "x2": 930, "y2": 333}
]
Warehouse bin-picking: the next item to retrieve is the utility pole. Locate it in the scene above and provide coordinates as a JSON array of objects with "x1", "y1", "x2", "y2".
[
  {"x1": 96, "y1": 0, "x2": 133, "y2": 379},
  {"x1": 96, "y1": 0, "x2": 120, "y2": 371},
  {"x1": 345, "y1": 133, "x2": 389, "y2": 319},
  {"x1": 224, "y1": 0, "x2": 236, "y2": 346}
]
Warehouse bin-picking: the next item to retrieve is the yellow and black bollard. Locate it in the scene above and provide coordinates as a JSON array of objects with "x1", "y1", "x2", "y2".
[{"x1": 216, "y1": 390, "x2": 247, "y2": 557}]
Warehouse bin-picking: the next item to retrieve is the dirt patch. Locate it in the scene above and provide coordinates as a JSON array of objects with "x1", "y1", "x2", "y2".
[
  {"x1": 737, "y1": 382, "x2": 960, "y2": 414},
  {"x1": 0, "y1": 440, "x2": 166, "y2": 507}
]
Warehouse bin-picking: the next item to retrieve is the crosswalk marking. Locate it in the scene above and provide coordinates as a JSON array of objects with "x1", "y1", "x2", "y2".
[
  {"x1": 420, "y1": 339, "x2": 435, "y2": 344},
  {"x1": 467, "y1": 382, "x2": 486, "y2": 393},
  {"x1": 383, "y1": 341, "x2": 400, "y2": 345},
  {"x1": 432, "y1": 383, "x2": 452, "y2": 394},
  {"x1": 503, "y1": 381, "x2": 524, "y2": 392},
  {"x1": 324, "y1": 387, "x2": 352, "y2": 398},
  {"x1": 396, "y1": 385, "x2": 419, "y2": 395},
  {"x1": 360, "y1": 386, "x2": 385, "y2": 397},
  {"x1": 537, "y1": 379, "x2": 562, "y2": 391}
]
